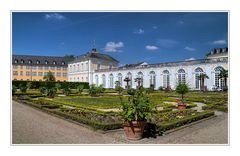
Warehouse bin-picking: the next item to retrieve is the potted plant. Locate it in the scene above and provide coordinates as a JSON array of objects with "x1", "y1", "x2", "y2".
[
  {"x1": 120, "y1": 88, "x2": 154, "y2": 140},
  {"x1": 175, "y1": 83, "x2": 189, "y2": 110}
]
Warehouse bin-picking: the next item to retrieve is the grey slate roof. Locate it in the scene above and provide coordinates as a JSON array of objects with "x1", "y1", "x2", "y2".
[
  {"x1": 206, "y1": 47, "x2": 228, "y2": 56},
  {"x1": 12, "y1": 55, "x2": 68, "y2": 66},
  {"x1": 69, "y1": 49, "x2": 119, "y2": 63},
  {"x1": 95, "y1": 58, "x2": 228, "y2": 73}
]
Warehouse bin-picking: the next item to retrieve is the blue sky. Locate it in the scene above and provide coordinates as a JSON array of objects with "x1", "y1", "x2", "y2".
[{"x1": 12, "y1": 12, "x2": 228, "y2": 65}]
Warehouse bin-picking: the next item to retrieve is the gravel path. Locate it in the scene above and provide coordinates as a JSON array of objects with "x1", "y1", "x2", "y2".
[
  {"x1": 12, "y1": 101, "x2": 228, "y2": 144},
  {"x1": 12, "y1": 101, "x2": 121, "y2": 144}
]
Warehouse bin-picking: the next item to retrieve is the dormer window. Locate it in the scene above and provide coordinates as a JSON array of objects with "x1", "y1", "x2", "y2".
[
  {"x1": 21, "y1": 59, "x2": 24, "y2": 63},
  {"x1": 14, "y1": 59, "x2": 18, "y2": 63},
  {"x1": 61, "y1": 61, "x2": 65, "y2": 65},
  {"x1": 53, "y1": 61, "x2": 56, "y2": 65},
  {"x1": 36, "y1": 60, "x2": 40, "y2": 64},
  {"x1": 45, "y1": 60, "x2": 48, "y2": 64},
  {"x1": 28, "y1": 60, "x2": 32, "y2": 64}
]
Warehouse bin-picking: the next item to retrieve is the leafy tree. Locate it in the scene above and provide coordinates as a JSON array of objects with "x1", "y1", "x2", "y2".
[
  {"x1": 134, "y1": 77, "x2": 142, "y2": 89},
  {"x1": 43, "y1": 71, "x2": 56, "y2": 82},
  {"x1": 219, "y1": 68, "x2": 228, "y2": 91},
  {"x1": 197, "y1": 73, "x2": 209, "y2": 91},
  {"x1": 176, "y1": 83, "x2": 189, "y2": 103},
  {"x1": 115, "y1": 81, "x2": 120, "y2": 87},
  {"x1": 124, "y1": 77, "x2": 131, "y2": 89}
]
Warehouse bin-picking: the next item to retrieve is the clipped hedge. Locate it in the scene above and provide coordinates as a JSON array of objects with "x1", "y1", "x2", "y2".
[
  {"x1": 157, "y1": 110, "x2": 215, "y2": 132},
  {"x1": 16, "y1": 98, "x2": 122, "y2": 131},
  {"x1": 12, "y1": 80, "x2": 89, "y2": 89}
]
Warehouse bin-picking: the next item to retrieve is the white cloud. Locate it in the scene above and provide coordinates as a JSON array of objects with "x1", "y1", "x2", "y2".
[
  {"x1": 134, "y1": 28, "x2": 144, "y2": 34},
  {"x1": 103, "y1": 41, "x2": 124, "y2": 52},
  {"x1": 210, "y1": 40, "x2": 227, "y2": 45},
  {"x1": 152, "y1": 26, "x2": 158, "y2": 29},
  {"x1": 185, "y1": 57, "x2": 196, "y2": 61},
  {"x1": 184, "y1": 46, "x2": 196, "y2": 51},
  {"x1": 145, "y1": 45, "x2": 158, "y2": 51},
  {"x1": 45, "y1": 13, "x2": 66, "y2": 20}
]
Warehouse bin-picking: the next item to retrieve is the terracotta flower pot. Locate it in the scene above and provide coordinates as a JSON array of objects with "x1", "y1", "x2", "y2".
[
  {"x1": 123, "y1": 120, "x2": 147, "y2": 140},
  {"x1": 178, "y1": 104, "x2": 187, "y2": 110}
]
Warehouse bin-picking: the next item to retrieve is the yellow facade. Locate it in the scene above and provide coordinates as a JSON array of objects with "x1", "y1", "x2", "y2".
[{"x1": 12, "y1": 64, "x2": 68, "y2": 81}]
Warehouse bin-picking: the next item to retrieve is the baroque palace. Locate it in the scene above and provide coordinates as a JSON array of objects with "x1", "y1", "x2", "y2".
[{"x1": 12, "y1": 47, "x2": 228, "y2": 91}]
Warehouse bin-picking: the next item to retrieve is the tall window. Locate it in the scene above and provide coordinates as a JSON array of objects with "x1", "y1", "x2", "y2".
[
  {"x1": 97, "y1": 64, "x2": 101, "y2": 70},
  {"x1": 163, "y1": 70, "x2": 170, "y2": 88},
  {"x1": 102, "y1": 74, "x2": 106, "y2": 88},
  {"x1": 127, "y1": 72, "x2": 132, "y2": 88},
  {"x1": 117, "y1": 73, "x2": 123, "y2": 86},
  {"x1": 215, "y1": 66, "x2": 224, "y2": 89},
  {"x1": 109, "y1": 74, "x2": 114, "y2": 88},
  {"x1": 177, "y1": 69, "x2": 186, "y2": 84},
  {"x1": 149, "y1": 71, "x2": 156, "y2": 88},
  {"x1": 95, "y1": 75, "x2": 99, "y2": 86},
  {"x1": 137, "y1": 72, "x2": 144, "y2": 86},
  {"x1": 195, "y1": 67, "x2": 203, "y2": 89},
  {"x1": 86, "y1": 62, "x2": 89, "y2": 70}
]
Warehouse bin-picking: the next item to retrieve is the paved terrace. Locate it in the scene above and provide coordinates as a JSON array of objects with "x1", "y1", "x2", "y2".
[{"x1": 12, "y1": 101, "x2": 228, "y2": 144}]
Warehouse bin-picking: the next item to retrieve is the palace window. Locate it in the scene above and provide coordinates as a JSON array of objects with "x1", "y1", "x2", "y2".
[
  {"x1": 13, "y1": 71, "x2": 18, "y2": 76},
  {"x1": 109, "y1": 74, "x2": 114, "y2": 88},
  {"x1": 163, "y1": 70, "x2": 170, "y2": 88},
  {"x1": 95, "y1": 75, "x2": 99, "y2": 86},
  {"x1": 127, "y1": 72, "x2": 132, "y2": 88},
  {"x1": 38, "y1": 66, "x2": 43, "y2": 70},
  {"x1": 102, "y1": 74, "x2": 106, "y2": 88},
  {"x1": 26, "y1": 71, "x2": 30, "y2": 76},
  {"x1": 137, "y1": 72, "x2": 144, "y2": 86},
  {"x1": 38, "y1": 72, "x2": 43, "y2": 76},
  {"x1": 149, "y1": 71, "x2": 156, "y2": 88},
  {"x1": 117, "y1": 73, "x2": 123, "y2": 86},
  {"x1": 215, "y1": 66, "x2": 224, "y2": 89},
  {"x1": 57, "y1": 72, "x2": 61, "y2": 77},
  {"x1": 177, "y1": 69, "x2": 186, "y2": 84},
  {"x1": 195, "y1": 67, "x2": 204, "y2": 89},
  {"x1": 32, "y1": 72, "x2": 37, "y2": 76}
]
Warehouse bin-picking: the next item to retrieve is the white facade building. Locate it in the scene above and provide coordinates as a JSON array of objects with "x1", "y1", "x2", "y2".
[{"x1": 92, "y1": 48, "x2": 228, "y2": 91}]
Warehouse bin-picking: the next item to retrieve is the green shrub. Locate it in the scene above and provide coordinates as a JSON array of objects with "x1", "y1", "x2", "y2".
[
  {"x1": 120, "y1": 88, "x2": 155, "y2": 122},
  {"x1": 27, "y1": 82, "x2": 33, "y2": 89},
  {"x1": 77, "y1": 84, "x2": 84, "y2": 94},
  {"x1": 46, "y1": 87, "x2": 57, "y2": 98},
  {"x1": 158, "y1": 86, "x2": 164, "y2": 91},
  {"x1": 55, "y1": 83, "x2": 62, "y2": 91},
  {"x1": 62, "y1": 86, "x2": 71, "y2": 96},
  {"x1": 12, "y1": 80, "x2": 89, "y2": 90},
  {"x1": 19, "y1": 83, "x2": 27, "y2": 93},
  {"x1": 176, "y1": 83, "x2": 189, "y2": 103},
  {"x1": 12, "y1": 85, "x2": 17, "y2": 95},
  {"x1": 115, "y1": 86, "x2": 124, "y2": 95},
  {"x1": 127, "y1": 88, "x2": 136, "y2": 95}
]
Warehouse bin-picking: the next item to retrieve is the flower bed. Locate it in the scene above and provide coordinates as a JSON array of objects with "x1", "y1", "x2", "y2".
[{"x1": 156, "y1": 110, "x2": 215, "y2": 132}]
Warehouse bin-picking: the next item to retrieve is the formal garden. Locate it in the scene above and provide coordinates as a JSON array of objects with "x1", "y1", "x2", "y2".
[{"x1": 12, "y1": 72, "x2": 228, "y2": 140}]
